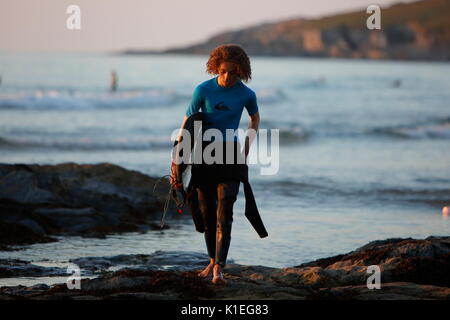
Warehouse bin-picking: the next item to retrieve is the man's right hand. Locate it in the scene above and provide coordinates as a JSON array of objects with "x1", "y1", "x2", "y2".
[{"x1": 170, "y1": 161, "x2": 183, "y2": 190}]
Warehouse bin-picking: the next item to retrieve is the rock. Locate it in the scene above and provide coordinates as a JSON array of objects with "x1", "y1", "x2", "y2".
[
  {"x1": 38, "y1": 269, "x2": 217, "y2": 300},
  {"x1": 0, "y1": 162, "x2": 180, "y2": 249},
  {"x1": 16, "y1": 218, "x2": 46, "y2": 235},
  {"x1": 33, "y1": 207, "x2": 102, "y2": 232},
  {"x1": 0, "y1": 237, "x2": 449, "y2": 300},
  {"x1": 0, "y1": 259, "x2": 71, "y2": 278},
  {"x1": 294, "y1": 236, "x2": 450, "y2": 288},
  {"x1": 0, "y1": 167, "x2": 58, "y2": 205},
  {"x1": 70, "y1": 251, "x2": 211, "y2": 273},
  {"x1": 0, "y1": 283, "x2": 50, "y2": 298},
  {"x1": 0, "y1": 221, "x2": 57, "y2": 248},
  {"x1": 311, "y1": 282, "x2": 450, "y2": 300},
  {"x1": 1, "y1": 251, "x2": 212, "y2": 279}
]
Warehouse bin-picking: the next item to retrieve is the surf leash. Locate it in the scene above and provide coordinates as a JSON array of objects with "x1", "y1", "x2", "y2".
[{"x1": 151, "y1": 162, "x2": 187, "y2": 230}]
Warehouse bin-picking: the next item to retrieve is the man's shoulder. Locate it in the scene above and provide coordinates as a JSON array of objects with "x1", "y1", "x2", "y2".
[
  {"x1": 196, "y1": 78, "x2": 215, "y2": 91},
  {"x1": 239, "y1": 81, "x2": 256, "y2": 97}
]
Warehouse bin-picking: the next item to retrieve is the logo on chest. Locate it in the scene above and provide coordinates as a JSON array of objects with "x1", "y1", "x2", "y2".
[{"x1": 214, "y1": 101, "x2": 231, "y2": 111}]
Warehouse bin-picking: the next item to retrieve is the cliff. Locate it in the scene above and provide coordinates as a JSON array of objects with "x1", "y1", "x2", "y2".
[{"x1": 123, "y1": 0, "x2": 450, "y2": 61}]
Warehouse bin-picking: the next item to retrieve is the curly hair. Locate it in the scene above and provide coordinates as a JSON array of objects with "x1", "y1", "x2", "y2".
[{"x1": 206, "y1": 44, "x2": 252, "y2": 82}]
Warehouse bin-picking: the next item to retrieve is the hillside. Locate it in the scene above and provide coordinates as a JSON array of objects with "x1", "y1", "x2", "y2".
[{"x1": 123, "y1": 0, "x2": 450, "y2": 60}]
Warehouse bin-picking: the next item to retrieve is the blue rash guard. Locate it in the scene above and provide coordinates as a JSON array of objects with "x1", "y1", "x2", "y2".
[{"x1": 185, "y1": 76, "x2": 259, "y2": 142}]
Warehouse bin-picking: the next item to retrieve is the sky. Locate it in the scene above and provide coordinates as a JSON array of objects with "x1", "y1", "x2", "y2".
[{"x1": 0, "y1": 0, "x2": 418, "y2": 52}]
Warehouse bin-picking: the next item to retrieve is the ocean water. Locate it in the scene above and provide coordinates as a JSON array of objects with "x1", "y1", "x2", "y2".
[{"x1": 0, "y1": 52, "x2": 449, "y2": 285}]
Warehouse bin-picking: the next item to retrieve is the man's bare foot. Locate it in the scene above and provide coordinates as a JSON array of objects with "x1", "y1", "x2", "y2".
[
  {"x1": 212, "y1": 264, "x2": 226, "y2": 285},
  {"x1": 197, "y1": 261, "x2": 215, "y2": 278}
]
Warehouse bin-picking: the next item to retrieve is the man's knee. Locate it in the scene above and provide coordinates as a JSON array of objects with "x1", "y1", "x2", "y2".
[
  {"x1": 217, "y1": 182, "x2": 239, "y2": 204},
  {"x1": 218, "y1": 194, "x2": 237, "y2": 206}
]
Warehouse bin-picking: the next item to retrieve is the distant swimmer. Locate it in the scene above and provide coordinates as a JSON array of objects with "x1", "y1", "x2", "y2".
[{"x1": 110, "y1": 70, "x2": 118, "y2": 92}]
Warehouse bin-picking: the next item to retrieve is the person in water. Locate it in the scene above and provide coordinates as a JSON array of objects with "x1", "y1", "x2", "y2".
[
  {"x1": 110, "y1": 70, "x2": 118, "y2": 92},
  {"x1": 174, "y1": 44, "x2": 261, "y2": 285}
]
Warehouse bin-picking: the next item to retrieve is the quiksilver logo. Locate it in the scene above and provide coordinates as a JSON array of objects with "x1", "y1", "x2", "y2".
[{"x1": 214, "y1": 102, "x2": 230, "y2": 111}]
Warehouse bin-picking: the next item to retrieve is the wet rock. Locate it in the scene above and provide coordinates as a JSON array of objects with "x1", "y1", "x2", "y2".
[
  {"x1": 0, "y1": 283, "x2": 50, "y2": 298},
  {"x1": 39, "y1": 269, "x2": 217, "y2": 300},
  {"x1": 1, "y1": 237, "x2": 449, "y2": 300},
  {"x1": 0, "y1": 259, "x2": 69, "y2": 278},
  {"x1": 0, "y1": 251, "x2": 211, "y2": 280},
  {"x1": 0, "y1": 221, "x2": 57, "y2": 248},
  {"x1": 70, "y1": 251, "x2": 212, "y2": 273},
  {"x1": 0, "y1": 162, "x2": 179, "y2": 249},
  {"x1": 294, "y1": 236, "x2": 450, "y2": 288}
]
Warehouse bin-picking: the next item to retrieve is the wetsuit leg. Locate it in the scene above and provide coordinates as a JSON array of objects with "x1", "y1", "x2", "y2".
[
  {"x1": 197, "y1": 182, "x2": 218, "y2": 260},
  {"x1": 215, "y1": 180, "x2": 240, "y2": 267}
]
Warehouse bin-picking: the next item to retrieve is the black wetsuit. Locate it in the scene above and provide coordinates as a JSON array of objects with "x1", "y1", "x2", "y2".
[{"x1": 182, "y1": 113, "x2": 268, "y2": 268}]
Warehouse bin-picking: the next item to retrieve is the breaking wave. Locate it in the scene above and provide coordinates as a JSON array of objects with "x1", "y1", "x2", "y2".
[
  {"x1": 370, "y1": 117, "x2": 450, "y2": 139},
  {"x1": 0, "y1": 135, "x2": 171, "y2": 151},
  {"x1": 0, "y1": 89, "x2": 179, "y2": 110}
]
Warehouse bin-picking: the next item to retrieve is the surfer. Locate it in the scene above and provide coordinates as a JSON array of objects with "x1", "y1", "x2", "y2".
[
  {"x1": 110, "y1": 70, "x2": 118, "y2": 92},
  {"x1": 173, "y1": 44, "x2": 262, "y2": 285}
]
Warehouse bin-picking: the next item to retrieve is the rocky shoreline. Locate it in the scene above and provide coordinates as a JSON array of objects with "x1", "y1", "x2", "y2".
[
  {"x1": 0, "y1": 237, "x2": 449, "y2": 300},
  {"x1": 0, "y1": 162, "x2": 177, "y2": 250},
  {"x1": 1, "y1": 162, "x2": 449, "y2": 299}
]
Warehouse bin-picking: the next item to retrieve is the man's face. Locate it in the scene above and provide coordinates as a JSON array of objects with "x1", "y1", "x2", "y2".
[{"x1": 218, "y1": 61, "x2": 239, "y2": 87}]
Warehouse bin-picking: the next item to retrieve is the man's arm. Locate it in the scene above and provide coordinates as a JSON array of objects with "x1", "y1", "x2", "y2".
[
  {"x1": 244, "y1": 111, "x2": 260, "y2": 162},
  {"x1": 170, "y1": 115, "x2": 189, "y2": 190},
  {"x1": 176, "y1": 115, "x2": 189, "y2": 142}
]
